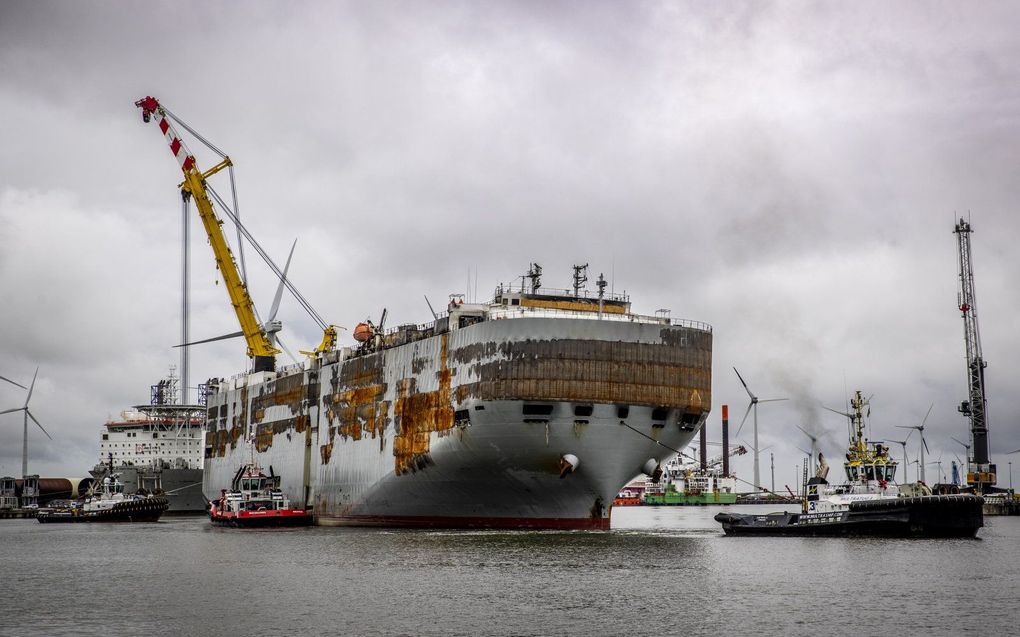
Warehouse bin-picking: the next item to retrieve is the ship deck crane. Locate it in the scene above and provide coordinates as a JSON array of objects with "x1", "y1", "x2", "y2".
[
  {"x1": 667, "y1": 445, "x2": 747, "y2": 480},
  {"x1": 954, "y1": 218, "x2": 996, "y2": 493},
  {"x1": 135, "y1": 96, "x2": 337, "y2": 371},
  {"x1": 703, "y1": 445, "x2": 749, "y2": 472}
]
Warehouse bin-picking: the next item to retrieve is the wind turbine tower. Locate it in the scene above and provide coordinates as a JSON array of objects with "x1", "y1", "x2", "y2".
[
  {"x1": 733, "y1": 368, "x2": 787, "y2": 492},
  {"x1": 897, "y1": 404, "x2": 932, "y2": 485},
  {"x1": 0, "y1": 369, "x2": 51, "y2": 477}
]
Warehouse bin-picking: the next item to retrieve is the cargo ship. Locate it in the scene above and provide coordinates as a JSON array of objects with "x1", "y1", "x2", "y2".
[
  {"x1": 201, "y1": 269, "x2": 714, "y2": 529},
  {"x1": 95, "y1": 371, "x2": 207, "y2": 515},
  {"x1": 132, "y1": 96, "x2": 712, "y2": 530}
]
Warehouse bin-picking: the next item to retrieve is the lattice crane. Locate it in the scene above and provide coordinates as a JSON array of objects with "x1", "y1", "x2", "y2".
[
  {"x1": 135, "y1": 96, "x2": 279, "y2": 372},
  {"x1": 135, "y1": 97, "x2": 339, "y2": 371},
  {"x1": 954, "y1": 217, "x2": 996, "y2": 493}
]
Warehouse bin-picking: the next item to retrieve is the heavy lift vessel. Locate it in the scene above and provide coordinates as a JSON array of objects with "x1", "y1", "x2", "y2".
[{"x1": 134, "y1": 97, "x2": 714, "y2": 529}]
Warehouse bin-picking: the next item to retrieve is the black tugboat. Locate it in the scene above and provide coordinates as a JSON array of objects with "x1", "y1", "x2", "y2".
[
  {"x1": 715, "y1": 391, "x2": 984, "y2": 538},
  {"x1": 36, "y1": 472, "x2": 168, "y2": 523}
]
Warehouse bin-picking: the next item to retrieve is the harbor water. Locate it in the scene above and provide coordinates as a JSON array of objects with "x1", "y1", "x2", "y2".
[{"x1": 2, "y1": 505, "x2": 1017, "y2": 636}]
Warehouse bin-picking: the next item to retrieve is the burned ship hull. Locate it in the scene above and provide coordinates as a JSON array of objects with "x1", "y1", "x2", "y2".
[{"x1": 204, "y1": 308, "x2": 712, "y2": 529}]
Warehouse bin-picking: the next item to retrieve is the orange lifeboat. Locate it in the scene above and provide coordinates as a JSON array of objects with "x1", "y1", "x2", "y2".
[{"x1": 352, "y1": 322, "x2": 374, "y2": 343}]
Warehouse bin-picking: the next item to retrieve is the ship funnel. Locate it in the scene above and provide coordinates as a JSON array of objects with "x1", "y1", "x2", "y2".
[{"x1": 559, "y1": 454, "x2": 580, "y2": 478}]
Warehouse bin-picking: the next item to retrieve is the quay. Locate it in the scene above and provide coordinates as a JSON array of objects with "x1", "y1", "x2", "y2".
[{"x1": 0, "y1": 508, "x2": 38, "y2": 519}]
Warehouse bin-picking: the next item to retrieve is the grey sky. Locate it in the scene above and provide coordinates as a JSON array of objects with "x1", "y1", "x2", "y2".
[{"x1": 1, "y1": 1, "x2": 1018, "y2": 489}]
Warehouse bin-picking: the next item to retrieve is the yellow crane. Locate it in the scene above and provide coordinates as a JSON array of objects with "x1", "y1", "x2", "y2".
[{"x1": 135, "y1": 96, "x2": 337, "y2": 371}]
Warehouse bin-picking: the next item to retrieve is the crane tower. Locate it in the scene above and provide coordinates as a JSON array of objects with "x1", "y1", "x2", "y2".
[{"x1": 954, "y1": 217, "x2": 996, "y2": 493}]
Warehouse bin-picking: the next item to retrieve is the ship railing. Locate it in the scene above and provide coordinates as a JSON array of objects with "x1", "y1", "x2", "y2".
[
  {"x1": 485, "y1": 306, "x2": 712, "y2": 331},
  {"x1": 493, "y1": 283, "x2": 630, "y2": 304}
]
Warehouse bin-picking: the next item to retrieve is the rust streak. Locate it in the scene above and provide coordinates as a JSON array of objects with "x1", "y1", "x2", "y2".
[{"x1": 392, "y1": 333, "x2": 455, "y2": 475}]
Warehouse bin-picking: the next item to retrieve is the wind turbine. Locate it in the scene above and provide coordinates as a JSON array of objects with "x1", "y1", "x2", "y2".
[
  {"x1": 888, "y1": 431, "x2": 913, "y2": 483},
  {"x1": 926, "y1": 453, "x2": 945, "y2": 485},
  {"x1": 1, "y1": 374, "x2": 26, "y2": 390},
  {"x1": 796, "y1": 425, "x2": 826, "y2": 474},
  {"x1": 733, "y1": 367, "x2": 787, "y2": 492},
  {"x1": 176, "y1": 239, "x2": 300, "y2": 365},
  {"x1": 950, "y1": 436, "x2": 972, "y2": 484},
  {"x1": 0, "y1": 368, "x2": 52, "y2": 477},
  {"x1": 906, "y1": 455, "x2": 925, "y2": 486},
  {"x1": 897, "y1": 403, "x2": 932, "y2": 484}
]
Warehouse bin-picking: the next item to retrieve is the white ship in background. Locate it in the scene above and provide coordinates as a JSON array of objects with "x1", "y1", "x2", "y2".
[{"x1": 94, "y1": 369, "x2": 206, "y2": 514}]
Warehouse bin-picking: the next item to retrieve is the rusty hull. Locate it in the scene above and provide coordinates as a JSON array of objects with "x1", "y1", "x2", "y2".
[{"x1": 203, "y1": 315, "x2": 712, "y2": 529}]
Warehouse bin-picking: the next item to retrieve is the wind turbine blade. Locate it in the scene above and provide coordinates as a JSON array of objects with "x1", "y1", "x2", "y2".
[
  {"x1": 25, "y1": 367, "x2": 38, "y2": 407},
  {"x1": 735, "y1": 402, "x2": 753, "y2": 438},
  {"x1": 174, "y1": 331, "x2": 245, "y2": 347},
  {"x1": 824, "y1": 406, "x2": 853, "y2": 419},
  {"x1": 796, "y1": 425, "x2": 819, "y2": 443},
  {"x1": 0, "y1": 407, "x2": 23, "y2": 416},
  {"x1": 895, "y1": 425, "x2": 917, "y2": 431},
  {"x1": 922, "y1": 436, "x2": 930, "y2": 454},
  {"x1": 757, "y1": 398, "x2": 788, "y2": 404},
  {"x1": 0, "y1": 375, "x2": 26, "y2": 390},
  {"x1": 921, "y1": 403, "x2": 934, "y2": 427},
  {"x1": 951, "y1": 436, "x2": 968, "y2": 449},
  {"x1": 732, "y1": 367, "x2": 755, "y2": 400},
  {"x1": 27, "y1": 410, "x2": 52, "y2": 440},
  {"x1": 268, "y1": 239, "x2": 297, "y2": 323},
  {"x1": 275, "y1": 334, "x2": 300, "y2": 366},
  {"x1": 1008, "y1": 448, "x2": 1020, "y2": 455}
]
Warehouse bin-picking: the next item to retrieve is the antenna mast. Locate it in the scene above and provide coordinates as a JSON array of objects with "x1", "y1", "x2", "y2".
[
  {"x1": 954, "y1": 217, "x2": 995, "y2": 493},
  {"x1": 572, "y1": 263, "x2": 588, "y2": 297},
  {"x1": 526, "y1": 263, "x2": 542, "y2": 294}
]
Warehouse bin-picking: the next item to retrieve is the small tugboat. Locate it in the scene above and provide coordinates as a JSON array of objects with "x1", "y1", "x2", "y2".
[
  {"x1": 715, "y1": 391, "x2": 984, "y2": 538},
  {"x1": 36, "y1": 472, "x2": 169, "y2": 523},
  {"x1": 613, "y1": 483, "x2": 644, "y2": 506},
  {"x1": 208, "y1": 463, "x2": 312, "y2": 528}
]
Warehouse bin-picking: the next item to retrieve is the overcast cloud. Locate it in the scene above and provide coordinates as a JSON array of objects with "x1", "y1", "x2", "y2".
[{"x1": 1, "y1": 1, "x2": 1018, "y2": 490}]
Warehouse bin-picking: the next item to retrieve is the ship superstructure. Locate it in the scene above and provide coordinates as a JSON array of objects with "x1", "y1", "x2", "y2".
[
  {"x1": 96, "y1": 371, "x2": 206, "y2": 514},
  {"x1": 642, "y1": 445, "x2": 746, "y2": 505}
]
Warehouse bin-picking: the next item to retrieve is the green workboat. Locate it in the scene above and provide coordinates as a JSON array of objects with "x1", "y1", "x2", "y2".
[{"x1": 643, "y1": 473, "x2": 738, "y2": 505}]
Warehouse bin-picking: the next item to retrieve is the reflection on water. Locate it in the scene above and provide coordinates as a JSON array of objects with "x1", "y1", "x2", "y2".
[{"x1": 2, "y1": 505, "x2": 1015, "y2": 636}]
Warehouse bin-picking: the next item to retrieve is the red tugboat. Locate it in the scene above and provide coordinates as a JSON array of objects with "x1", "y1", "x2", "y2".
[{"x1": 208, "y1": 464, "x2": 312, "y2": 528}]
